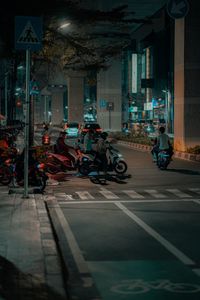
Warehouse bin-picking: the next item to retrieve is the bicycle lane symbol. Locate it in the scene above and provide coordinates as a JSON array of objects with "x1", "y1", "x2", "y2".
[
  {"x1": 111, "y1": 279, "x2": 200, "y2": 295},
  {"x1": 88, "y1": 261, "x2": 200, "y2": 299}
]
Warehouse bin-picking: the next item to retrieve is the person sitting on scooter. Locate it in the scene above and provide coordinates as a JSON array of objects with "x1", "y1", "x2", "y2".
[
  {"x1": 42, "y1": 123, "x2": 51, "y2": 145},
  {"x1": 83, "y1": 129, "x2": 96, "y2": 154},
  {"x1": 55, "y1": 131, "x2": 76, "y2": 166},
  {"x1": 96, "y1": 131, "x2": 109, "y2": 174},
  {"x1": 151, "y1": 126, "x2": 173, "y2": 162}
]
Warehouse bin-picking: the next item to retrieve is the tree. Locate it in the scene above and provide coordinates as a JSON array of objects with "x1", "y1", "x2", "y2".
[{"x1": 36, "y1": 0, "x2": 152, "y2": 72}]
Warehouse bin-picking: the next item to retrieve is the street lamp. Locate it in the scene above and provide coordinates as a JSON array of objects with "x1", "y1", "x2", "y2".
[{"x1": 59, "y1": 22, "x2": 71, "y2": 29}]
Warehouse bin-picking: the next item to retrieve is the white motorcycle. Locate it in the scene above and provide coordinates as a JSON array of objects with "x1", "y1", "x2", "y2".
[{"x1": 78, "y1": 143, "x2": 128, "y2": 175}]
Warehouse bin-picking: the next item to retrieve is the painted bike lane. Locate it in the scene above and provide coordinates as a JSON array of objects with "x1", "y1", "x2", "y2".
[{"x1": 47, "y1": 199, "x2": 200, "y2": 300}]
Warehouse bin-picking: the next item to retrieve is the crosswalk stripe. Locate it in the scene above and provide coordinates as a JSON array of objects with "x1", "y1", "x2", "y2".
[
  {"x1": 65, "y1": 195, "x2": 75, "y2": 200},
  {"x1": 144, "y1": 189, "x2": 167, "y2": 198},
  {"x1": 75, "y1": 191, "x2": 94, "y2": 200},
  {"x1": 55, "y1": 193, "x2": 67, "y2": 197},
  {"x1": 123, "y1": 190, "x2": 144, "y2": 199},
  {"x1": 189, "y1": 188, "x2": 200, "y2": 195},
  {"x1": 53, "y1": 188, "x2": 200, "y2": 202},
  {"x1": 166, "y1": 189, "x2": 192, "y2": 198},
  {"x1": 99, "y1": 188, "x2": 119, "y2": 199}
]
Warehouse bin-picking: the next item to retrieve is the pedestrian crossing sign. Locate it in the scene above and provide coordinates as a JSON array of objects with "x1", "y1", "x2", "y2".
[{"x1": 15, "y1": 16, "x2": 43, "y2": 51}]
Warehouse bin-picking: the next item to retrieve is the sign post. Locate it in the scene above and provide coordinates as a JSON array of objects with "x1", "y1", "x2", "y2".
[
  {"x1": 167, "y1": 0, "x2": 189, "y2": 19},
  {"x1": 107, "y1": 102, "x2": 114, "y2": 129},
  {"x1": 24, "y1": 49, "x2": 31, "y2": 198},
  {"x1": 15, "y1": 16, "x2": 42, "y2": 198}
]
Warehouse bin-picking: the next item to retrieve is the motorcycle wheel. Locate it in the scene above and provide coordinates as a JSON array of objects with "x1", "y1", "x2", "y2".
[
  {"x1": 78, "y1": 163, "x2": 91, "y2": 176},
  {"x1": 0, "y1": 166, "x2": 12, "y2": 185},
  {"x1": 158, "y1": 159, "x2": 169, "y2": 170},
  {"x1": 46, "y1": 165, "x2": 60, "y2": 174},
  {"x1": 114, "y1": 161, "x2": 127, "y2": 174},
  {"x1": 36, "y1": 175, "x2": 47, "y2": 192}
]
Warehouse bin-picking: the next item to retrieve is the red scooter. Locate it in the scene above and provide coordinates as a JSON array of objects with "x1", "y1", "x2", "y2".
[{"x1": 44, "y1": 151, "x2": 78, "y2": 174}]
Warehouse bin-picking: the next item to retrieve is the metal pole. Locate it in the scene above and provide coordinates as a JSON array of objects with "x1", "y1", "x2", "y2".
[
  {"x1": 29, "y1": 94, "x2": 34, "y2": 146},
  {"x1": 5, "y1": 72, "x2": 8, "y2": 125},
  {"x1": 109, "y1": 108, "x2": 111, "y2": 129},
  {"x1": 165, "y1": 91, "x2": 168, "y2": 134},
  {"x1": 23, "y1": 49, "x2": 31, "y2": 198},
  {"x1": 45, "y1": 95, "x2": 47, "y2": 123}
]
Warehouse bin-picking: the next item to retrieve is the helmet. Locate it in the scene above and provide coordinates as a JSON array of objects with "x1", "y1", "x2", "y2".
[
  {"x1": 159, "y1": 126, "x2": 165, "y2": 134},
  {"x1": 101, "y1": 132, "x2": 108, "y2": 140}
]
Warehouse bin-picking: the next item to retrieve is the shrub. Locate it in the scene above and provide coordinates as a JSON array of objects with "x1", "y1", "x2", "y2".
[
  {"x1": 187, "y1": 145, "x2": 200, "y2": 154},
  {"x1": 111, "y1": 131, "x2": 152, "y2": 145}
]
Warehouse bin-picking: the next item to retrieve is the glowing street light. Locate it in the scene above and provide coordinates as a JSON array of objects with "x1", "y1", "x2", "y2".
[{"x1": 59, "y1": 22, "x2": 71, "y2": 29}]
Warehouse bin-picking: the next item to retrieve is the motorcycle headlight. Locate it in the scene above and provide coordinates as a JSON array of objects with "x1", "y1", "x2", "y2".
[
  {"x1": 82, "y1": 157, "x2": 89, "y2": 162},
  {"x1": 117, "y1": 154, "x2": 122, "y2": 158}
]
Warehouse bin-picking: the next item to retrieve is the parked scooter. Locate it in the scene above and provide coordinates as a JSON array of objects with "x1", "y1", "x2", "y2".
[
  {"x1": 44, "y1": 149, "x2": 80, "y2": 174},
  {"x1": 78, "y1": 143, "x2": 127, "y2": 175},
  {"x1": 0, "y1": 151, "x2": 48, "y2": 191}
]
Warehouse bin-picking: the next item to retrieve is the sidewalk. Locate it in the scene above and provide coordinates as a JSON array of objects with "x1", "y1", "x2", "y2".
[{"x1": 0, "y1": 186, "x2": 67, "y2": 300}]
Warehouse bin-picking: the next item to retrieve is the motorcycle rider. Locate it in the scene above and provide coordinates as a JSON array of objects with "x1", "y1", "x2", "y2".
[
  {"x1": 83, "y1": 129, "x2": 95, "y2": 153},
  {"x1": 151, "y1": 126, "x2": 173, "y2": 162},
  {"x1": 96, "y1": 131, "x2": 109, "y2": 174},
  {"x1": 55, "y1": 131, "x2": 76, "y2": 166},
  {"x1": 42, "y1": 123, "x2": 51, "y2": 145}
]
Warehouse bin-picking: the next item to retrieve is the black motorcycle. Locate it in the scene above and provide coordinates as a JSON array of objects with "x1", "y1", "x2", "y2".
[{"x1": 157, "y1": 150, "x2": 171, "y2": 170}]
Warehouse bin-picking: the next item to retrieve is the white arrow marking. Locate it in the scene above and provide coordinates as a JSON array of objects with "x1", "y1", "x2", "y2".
[{"x1": 171, "y1": 1, "x2": 186, "y2": 15}]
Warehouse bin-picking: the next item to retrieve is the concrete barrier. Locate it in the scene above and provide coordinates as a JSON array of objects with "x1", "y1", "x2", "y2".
[{"x1": 118, "y1": 140, "x2": 200, "y2": 163}]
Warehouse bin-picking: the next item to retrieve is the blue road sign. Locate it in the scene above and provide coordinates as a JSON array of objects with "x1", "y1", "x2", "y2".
[
  {"x1": 30, "y1": 80, "x2": 40, "y2": 95},
  {"x1": 15, "y1": 16, "x2": 43, "y2": 51},
  {"x1": 167, "y1": 0, "x2": 189, "y2": 19}
]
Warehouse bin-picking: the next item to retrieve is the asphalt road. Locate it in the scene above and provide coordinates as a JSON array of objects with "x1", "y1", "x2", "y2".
[{"x1": 33, "y1": 129, "x2": 200, "y2": 300}]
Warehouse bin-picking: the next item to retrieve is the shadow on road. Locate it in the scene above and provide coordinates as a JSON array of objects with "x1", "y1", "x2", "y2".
[
  {"x1": 89, "y1": 173, "x2": 132, "y2": 185},
  {"x1": 166, "y1": 168, "x2": 200, "y2": 175}
]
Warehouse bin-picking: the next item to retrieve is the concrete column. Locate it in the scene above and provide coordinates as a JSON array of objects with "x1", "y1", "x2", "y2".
[
  {"x1": 67, "y1": 72, "x2": 85, "y2": 123},
  {"x1": 174, "y1": 0, "x2": 200, "y2": 151},
  {"x1": 51, "y1": 90, "x2": 63, "y2": 126},
  {"x1": 97, "y1": 58, "x2": 122, "y2": 132}
]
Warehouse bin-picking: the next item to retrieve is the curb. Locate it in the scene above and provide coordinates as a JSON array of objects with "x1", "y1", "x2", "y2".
[{"x1": 117, "y1": 140, "x2": 200, "y2": 163}]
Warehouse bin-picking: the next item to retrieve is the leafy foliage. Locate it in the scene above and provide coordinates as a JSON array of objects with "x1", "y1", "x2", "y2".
[
  {"x1": 187, "y1": 145, "x2": 200, "y2": 154},
  {"x1": 37, "y1": 0, "x2": 152, "y2": 72}
]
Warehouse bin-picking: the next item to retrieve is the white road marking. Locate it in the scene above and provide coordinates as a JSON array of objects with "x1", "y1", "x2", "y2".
[
  {"x1": 99, "y1": 188, "x2": 119, "y2": 199},
  {"x1": 189, "y1": 188, "x2": 200, "y2": 195},
  {"x1": 123, "y1": 190, "x2": 144, "y2": 199},
  {"x1": 145, "y1": 189, "x2": 167, "y2": 198},
  {"x1": 166, "y1": 189, "x2": 192, "y2": 198},
  {"x1": 65, "y1": 195, "x2": 75, "y2": 200},
  {"x1": 192, "y1": 199, "x2": 200, "y2": 205},
  {"x1": 115, "y1": 202, "x2": 196, "y2": 267},
  {"x1": 76, "y1": 191, "x2": 95, "y2": 200},
  {"x1": 58, "y1": 199, "x2": 195, "y2": 205},
  {"x1": 54, "y1": 205, "x2": 93, "y2": 285},
  {"x1": 55, "y1": 193, "x2": 67, "y2": 197}
]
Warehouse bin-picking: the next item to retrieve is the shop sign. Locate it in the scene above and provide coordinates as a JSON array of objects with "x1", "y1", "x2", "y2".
[{"x1": 144, "y1": 102, "x2": 153, "y2": 111}]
